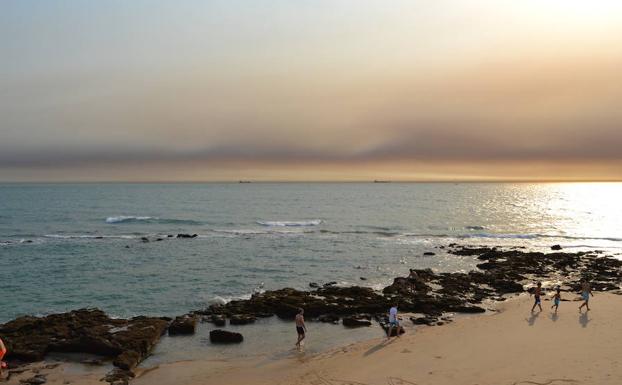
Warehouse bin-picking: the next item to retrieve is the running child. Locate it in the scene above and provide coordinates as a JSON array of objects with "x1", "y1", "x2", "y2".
[
  {"x1": 551, "y1": 286, "x2": 561, "y2": 313},
  {"x1": 578, "y1": 279, "x2": 593, "y2": 311},
  {"x1": 531, "y1": 282, "x2": 543, "y2": 312}
]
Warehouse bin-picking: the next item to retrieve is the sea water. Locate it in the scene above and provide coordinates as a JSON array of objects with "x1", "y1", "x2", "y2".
[{"x1": 1, "y1": 182, "x2": 621, "y2": 325}]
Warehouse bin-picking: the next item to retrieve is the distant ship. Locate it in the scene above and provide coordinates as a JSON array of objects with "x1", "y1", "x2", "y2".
[{"x1": 373, "y1": 180, "x2": 391, "y2": 183}]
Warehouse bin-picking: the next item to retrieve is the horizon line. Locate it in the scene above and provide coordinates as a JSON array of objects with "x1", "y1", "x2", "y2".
[{"x1": 1, "y1": 179, "x2": 622, "y2": 184}]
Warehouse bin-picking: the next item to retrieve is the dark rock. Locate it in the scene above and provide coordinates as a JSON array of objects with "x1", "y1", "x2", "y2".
[
  {"x1": 309, "y1": 282, "x2": 319, "y2": 288},
  {"x1": 210, "y1": 315, "x2": 226, "y2": 327},
  {"x1": 196, "y1": 246, "x2": 622, "y2": 333},
  {"x1": 140, "y1": 237, "x2": 149, "y2": 243},
  {"x1": 102, "y1": 368, "x2": 135, "y2": 385},
  {"x1": 423, "y1": 252, "x2": 435, "y2": 256},
  {"x1": 411, "y1": 317, "x2": 436, "y2": 325},
  {"x1": 168, "y1": 315, "x2": 197, "y2": 335},
  {"x1": 176, "y1": 233, "x2": 198, "y2": 238},
  {"x1": 255, "y1": 312, "x2": 274, "y2": 318},
  {"x1": 113, "y1": 351, "x2": 140, "y2": 371},
  {"x1": 81, "y1": 359, "x2": 104, "y2": 365},
  {"x1": 317, "y1": 314, "x2": 340, "y2": 323},
  {"x1": 156, "y1": 238, "x2": 163, "y2": 241},
  {"x1": 360, "y1": 277, "x2": 367, "y2": 281},
  {"x1": 381, "y1": 323, "x2": 405, "y2": 336},
  {"x1": 19, "y1": 374, "x2": 46, "y2": 384},
  {"x1": 342, "y1": 317, "x2": 372, "y2": 327},
  {"x1": 324, "y1": 281, "x2": 337, "y2": 287},
  {"x1": 229, "y1": 315, "x2": 256, "y2": 325},
  {"x1": 0, "y1": 309, "x2": 168, "y2": 371},
  {"x1": 551, "y1": 244, "x2": 563, "y2": 250},
  {"x1": 447, "y1": 305, "x2": 485, "y2": 313},
  {"x1": 209, "y1": 330, "x2": 243, "y2": 344}
]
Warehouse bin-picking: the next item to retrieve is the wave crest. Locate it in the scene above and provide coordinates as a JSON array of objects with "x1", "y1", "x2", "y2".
[
  {"x1": 257, "y1": 219, "x2": 323, "y2": 227},
  {"x1": 106, "y1": 216, "x2": 153, "y2": 224},
  {"x1": 105, "y1": 216, "x2": 203, "y2": 225}
]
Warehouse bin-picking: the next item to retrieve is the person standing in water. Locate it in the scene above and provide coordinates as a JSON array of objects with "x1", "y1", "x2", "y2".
[
  {"x1": 579, "y1": 279, "x2": 593, "y2": 311},
  {"x1": 551, "y1": 286, "x2": 562, "y2": 313},
  {"x1": 295, "y1": 308, "x2": 307, "y2": 348},
  {"x1": 531, "y1": 282, "x2": 543, "y2": 312}
]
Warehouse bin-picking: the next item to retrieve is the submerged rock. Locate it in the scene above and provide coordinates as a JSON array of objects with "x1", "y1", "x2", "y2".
[
  {"x1": 229, "y1": 314, "x2": 256, "y2": 325},
  {"x1": 209, "y1": 330, "x2": 243, "y2": 344},
  {"x1": 342, "y1": 317, "x2": 372, "y2": 327},
  {"x1": 317, "y1": 314, "x2": 340, "y2": 323},
  {"x1": 210, "y1": 315, "x2": 226, "y2": 327},
  {"x1": 176, "y1": 233, "x2": 198, "y2": 238},
  {"x1": 168, "y1": 315, "x2": 197, "y2": 335}
]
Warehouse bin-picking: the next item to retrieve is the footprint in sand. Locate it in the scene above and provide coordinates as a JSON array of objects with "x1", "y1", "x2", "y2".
[
  {"x1": 512, "y1": 379, "x2": 580, "y2": 385},
  {"x1": 388, "y1": 377, "x2": 419, "y2": 385}
]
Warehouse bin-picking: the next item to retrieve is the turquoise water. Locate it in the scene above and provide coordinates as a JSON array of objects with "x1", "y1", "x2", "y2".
[{"x1": 1, "y1": 182, "x2": 621, "y2": 323}]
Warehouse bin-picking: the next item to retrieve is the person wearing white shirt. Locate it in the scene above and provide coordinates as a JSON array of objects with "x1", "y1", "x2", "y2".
[{"x1": 387, "y1": 303, "x2": 401, "y2": 340}]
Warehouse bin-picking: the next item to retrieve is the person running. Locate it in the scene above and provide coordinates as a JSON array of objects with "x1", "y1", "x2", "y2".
[
  {"x1": 387, "y1": 303, "x2": 400, "y2": 340},
  {"x1": 295, "y1": 308, "x2": 307, "y2": 348},
  {"x1": 578, "y1": 279, "x2": 593, "y2": 311},
  {"x1": 0, "y1": 337, "x2": 7, "y2": 377},
  {"x1": 531, "y1": 282, "x2": 543, "y2": 312},
  {"x1": 551, "y1": 286, "x2": 561, "y2": 313}
]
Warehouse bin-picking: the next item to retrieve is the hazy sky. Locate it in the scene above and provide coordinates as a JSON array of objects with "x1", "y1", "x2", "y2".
[{"x1": 2, "y1": 0, "x2": 622, "y2": 181}]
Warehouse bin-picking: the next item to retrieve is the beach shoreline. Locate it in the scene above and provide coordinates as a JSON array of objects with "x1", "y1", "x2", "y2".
[
  {"x1": 2, "y1": 245, "x2": 621, "y2": 385},
  {"x1": 6, "y1": 292, "x2": 620, "y2": 385},
  {"x1": 119, "y1": 292, "x2": 622, "y2": 385}
]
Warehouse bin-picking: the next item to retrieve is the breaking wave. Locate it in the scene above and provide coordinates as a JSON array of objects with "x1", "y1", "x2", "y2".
[
  {"x1": 105, "y1": 216, "x2": 203, "y2": 225},
  {"x1": 257, "y1": 219, "x2": 323, "y2": 227}
]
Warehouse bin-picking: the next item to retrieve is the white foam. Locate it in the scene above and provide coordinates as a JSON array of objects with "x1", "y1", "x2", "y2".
[
  {"x1": 44, "y1": 234, "x2": 138, "y2": 239},
  {"x1": 257, "y1": 219, "x2": 323, "y2": 227},
  {"x1": 105, "y1": 216, "x2": 154, "y2": 224}
]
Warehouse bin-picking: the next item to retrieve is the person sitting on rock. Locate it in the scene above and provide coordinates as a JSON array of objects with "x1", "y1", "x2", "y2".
[{"x1": 295, "y1": 308, "x2": 307, "y2": 349}]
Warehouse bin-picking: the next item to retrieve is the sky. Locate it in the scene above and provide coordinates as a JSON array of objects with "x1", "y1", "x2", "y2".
[{"x1": 2, "y1": 0, "x2": 622, "y2": 182}]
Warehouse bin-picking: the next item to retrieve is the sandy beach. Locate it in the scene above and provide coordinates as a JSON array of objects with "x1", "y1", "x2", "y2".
[{"x1": 7, "y1": 292, "x2": 620, "y2": 385}]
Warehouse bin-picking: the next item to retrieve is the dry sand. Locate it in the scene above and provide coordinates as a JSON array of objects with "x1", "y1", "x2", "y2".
[{"x1": 5, "y1": 292, "x2": 621, "y2": 385}]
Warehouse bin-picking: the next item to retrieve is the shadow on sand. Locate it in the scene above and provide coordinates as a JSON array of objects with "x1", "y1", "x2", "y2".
[
  {"x1": 364, "y1": 338, "x2": 397, "y2": 357},
  {"x1": 526, "y1": 310, "x2": 541, "y2": 326},
  {"x1": 579, "y1": 311, "x2": 590, "y2": 328}
]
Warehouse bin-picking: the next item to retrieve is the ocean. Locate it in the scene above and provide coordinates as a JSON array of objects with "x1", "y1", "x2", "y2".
[{"x1": 1, "y1": 182, "x2": 621, "y2": 326}]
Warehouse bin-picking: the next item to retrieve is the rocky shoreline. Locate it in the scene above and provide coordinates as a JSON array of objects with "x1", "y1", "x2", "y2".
[
  {"x1": 1, "y1": 245, "x2": 621, "y2": 384},
  {"x1": 196, "y1": 245, "x2": 621, "y2": 328}
]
